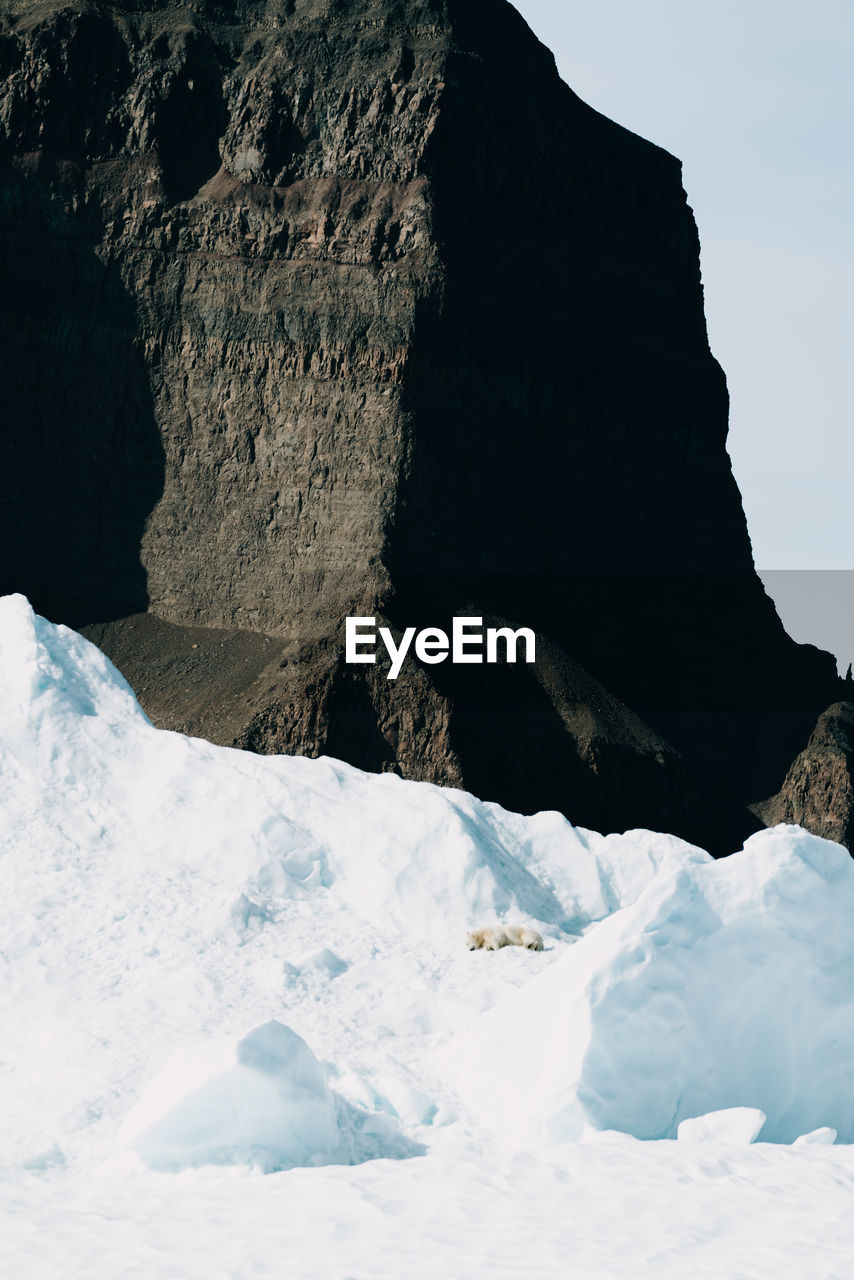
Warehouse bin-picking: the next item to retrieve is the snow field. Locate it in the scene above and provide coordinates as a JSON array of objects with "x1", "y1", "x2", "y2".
[
  {"x1": 4, "y1": 593, "x2": 854, "y2": 1277},
  {"x1": 2, "y1": 1136, "x2": 854, "y2": 1280}
]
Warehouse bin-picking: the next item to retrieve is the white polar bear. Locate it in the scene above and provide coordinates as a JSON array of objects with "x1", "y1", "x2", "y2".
[{"x1": 466, "y1": 925, "x2": 544, "y2": 952}]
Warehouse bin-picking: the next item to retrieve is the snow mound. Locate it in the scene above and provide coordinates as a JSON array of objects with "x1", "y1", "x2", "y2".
[
  {"x1": 794, "y1": 1127, "x2": 837, "y2": 1146},
  {"x1": 292, "y1": 948, "x2": 350, "y2": 979},
  {"x1": 446, "y1": 826, "x2": 854, "y2": 1145},
  {"x1": 0, "y1": 594, "x2": 700, "y2": 953},
  {"x1": 5, "y1": 594, "x2": 854, "y2": 1182},
  {"x1": 120, "y1": 1021, "x2": 342, "y2": 1172},
  {"x1": 677, "y1": 1108, "x2": 766, "y2": 1144},
  {"x1": 2, "y1": 596, "x2": 695, "y2": 1167}
]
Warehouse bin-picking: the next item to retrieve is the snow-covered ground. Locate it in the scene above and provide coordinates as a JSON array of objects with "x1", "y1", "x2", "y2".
[{"x1": 3, "y1": 593, "x2": 854, "y2": 1278}]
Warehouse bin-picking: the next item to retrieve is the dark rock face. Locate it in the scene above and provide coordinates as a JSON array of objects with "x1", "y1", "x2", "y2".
[
  {"x1": 754, "y1": 703, "x2": 854, "y2": 850},
  {"x1": 84, "y1": 607, "x2": 707, "y2": 842},
  {"x1": 0, "y1": 0, "x2": 840, "y2": 850}
]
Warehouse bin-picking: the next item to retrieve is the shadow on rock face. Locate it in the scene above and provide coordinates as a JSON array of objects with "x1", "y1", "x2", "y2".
[
  {"x1": 154, "y1": 29, "x2": 229, "y2": 204},
  {"x1": 0, "y1": 160, "x2": 165, "y2": 626},
  {"x1": 323, "y1": 669, "x2": 400, "y2": 775}
]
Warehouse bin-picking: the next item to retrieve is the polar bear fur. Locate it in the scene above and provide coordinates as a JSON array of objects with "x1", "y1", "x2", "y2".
[{"x1": 466, "y1": 925, "x2": 544, "y2": 952}]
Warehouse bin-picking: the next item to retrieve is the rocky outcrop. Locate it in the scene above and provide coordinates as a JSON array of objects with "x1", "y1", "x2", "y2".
[
  {"x1": 0, "y1": 0, "x2": 840, "y2": 850},
  {"x1": 754, "y1": 703, "x2": 854, "y2": 850},
  {"x1": 84, "y1": 607, "x2": 709, "y2": 842}
]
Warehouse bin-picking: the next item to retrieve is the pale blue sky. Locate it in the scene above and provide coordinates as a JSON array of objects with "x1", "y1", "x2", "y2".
[
  {"x1": 514, "y1": 2, "x2": 852, "y2": 568},
  {"x1": 513, "y1": 0, "x2": 854, "y2": 665}
]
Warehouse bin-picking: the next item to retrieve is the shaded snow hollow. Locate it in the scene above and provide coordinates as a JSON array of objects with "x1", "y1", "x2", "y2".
[{"x1": 2, "y1": 592, "x2": 854, "y2": 1185}]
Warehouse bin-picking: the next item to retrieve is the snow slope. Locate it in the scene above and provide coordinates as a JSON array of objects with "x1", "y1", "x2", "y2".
[
  {"x1": 3, "y1": 593, "x2": 854, "y2": 1278},
  {"x1": 446, "y1": 823, "x2": 854, "y2": 1145}
]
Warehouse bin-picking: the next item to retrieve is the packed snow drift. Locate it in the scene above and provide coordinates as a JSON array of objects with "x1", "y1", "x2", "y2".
[
  {"x1": 446, "y1": 822, "x2": 854, "y2": 1145},
  {"x1": 121, "y1": 1020, "x2": 346, "y2": 1173},
  {"x1": 3, "y1": 593, "x2": 854, "y2": 1278}
]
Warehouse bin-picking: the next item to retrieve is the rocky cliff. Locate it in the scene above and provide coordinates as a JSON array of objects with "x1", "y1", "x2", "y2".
[
  {"x1": 755, "y1": 702, "x2": 854, "y2": 850},
  {"x1": 0, "y1": 0, "x2": 840, "y2": 850}
]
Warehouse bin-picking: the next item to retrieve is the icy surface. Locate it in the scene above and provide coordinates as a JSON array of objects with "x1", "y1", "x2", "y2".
[
  {"x1": 677, "y1": 1108, "x2": 767, "y2": 1145},
  {"x1": 445, "y1": 822, "x2": 854, "y2": 1145},
  {"x1": 794, "y1": 1127, "x2": 838, "y2": 1146},
  {"x1": 119, "y1": 1021, "x2": 343, "y2": 1172},
  {"x1": 3, "y1": 594, "x2": 854, "y2": 1278}
]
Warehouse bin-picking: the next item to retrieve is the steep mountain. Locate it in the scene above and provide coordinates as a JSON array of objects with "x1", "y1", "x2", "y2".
[{"x1": 0, "y1": 0, "x2": 839, "y2": 849}]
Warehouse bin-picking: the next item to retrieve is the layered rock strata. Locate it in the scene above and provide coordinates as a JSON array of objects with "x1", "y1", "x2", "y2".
[{"x1": 0, "y1": 0, "x2": 839, "y2": 849}]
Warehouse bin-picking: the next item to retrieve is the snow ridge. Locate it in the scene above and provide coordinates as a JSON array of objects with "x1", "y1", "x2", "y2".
[{"x1": 3, "y1": 595, "x2": 854, "y2": 1277}]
